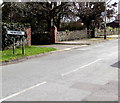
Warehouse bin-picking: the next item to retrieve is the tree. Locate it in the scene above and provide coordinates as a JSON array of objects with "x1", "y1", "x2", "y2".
[
  {"x1": 73, "y1": 2, "x2": 105, "y2": 37},
  {"x1": 2, "y1": 2, "x2": 117, "y2": 37},
  {"x1": 51, "y1": 2, "x2": 74, "y2": 29},
  {"x1": 2, "y1": 2, "x2": 73, "y2": 32},
  {"x1": 107, "y1": 2, "x2": 117, "y2": 22}
]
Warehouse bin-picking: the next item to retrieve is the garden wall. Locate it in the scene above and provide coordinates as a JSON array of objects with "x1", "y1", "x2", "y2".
[
  {"x1": 95, "y1": 28, "x2": 118, "y2": 36},
  {"x1": 56, "y1": 29, "x2": 88, "y2": 42}
]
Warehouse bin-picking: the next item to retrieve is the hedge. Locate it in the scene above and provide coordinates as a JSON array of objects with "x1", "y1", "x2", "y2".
[
  {"x1": 60, "y1": 22, "x2": 86, "y2": 31},
  {"x1": 2, "y1": 23, "x2": 30, "y2": 50}
]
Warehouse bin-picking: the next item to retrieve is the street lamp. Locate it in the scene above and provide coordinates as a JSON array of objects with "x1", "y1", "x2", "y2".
[{"x1": 104, "y1": 1, "x2": 107, "y2": 39}]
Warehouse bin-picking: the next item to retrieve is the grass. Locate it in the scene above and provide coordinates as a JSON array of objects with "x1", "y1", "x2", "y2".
[{"x1": 0, "y1": 46, "x2": 57, "y2": 62}]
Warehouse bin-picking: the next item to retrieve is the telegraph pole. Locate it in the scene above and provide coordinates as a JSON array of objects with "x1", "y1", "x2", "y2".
[
  {"x1": 104, "y1": 1, "x2": 107, "y2": 39},
  {"x1": 104, "y1": 0, "x2": 113, "y2": 39}
]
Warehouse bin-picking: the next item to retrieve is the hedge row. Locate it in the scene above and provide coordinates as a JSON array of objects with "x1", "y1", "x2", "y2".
[
  {"x1": 60, "y1": 22, "x2": 86, "y2": 31},
  {"x1": 2, "y1": 23, "x2": 30, "y2": 50}
]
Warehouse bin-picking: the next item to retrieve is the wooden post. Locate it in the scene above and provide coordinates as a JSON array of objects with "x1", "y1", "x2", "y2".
[
  {"x1": 13, "y1": 38, "x2": 15, "y2": 54},
  {"x1": 21, "y1": 36, "x2": 24, "y2": 55}
]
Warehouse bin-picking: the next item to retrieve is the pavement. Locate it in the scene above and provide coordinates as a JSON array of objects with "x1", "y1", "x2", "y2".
[
  {"x1": 36, "y1": 35, "x2": 119, "y2": 50},
  {"x1": 0, "y1": 37, "x2": 118, "y2": 101}
]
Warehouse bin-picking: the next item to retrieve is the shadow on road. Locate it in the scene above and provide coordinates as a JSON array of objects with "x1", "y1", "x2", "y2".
[{"x1": 111, "y1": 61, "x2": 120, "y2": 68}]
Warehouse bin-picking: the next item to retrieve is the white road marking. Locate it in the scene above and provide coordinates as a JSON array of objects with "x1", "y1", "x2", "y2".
[
  {"x1": 80, "y1": 45, "x2": 88, "y2": 47},
  {"x1": 64, "y1": 45, "x2": 88, "y2": 51},
  {"x1": 61, "y1": 59, "x2": 102, "y2": 76},
  {"x1": 77, "y1": 48, "x2": 91, "y2": 50},
  {"x1": 64, "y1": 48, "x2": 72, "y2": 51},
  {"x1": 56, "y1": 45, "x2": 89, "y2": 52},
  {"x1": 71, "y1": 45, "x2": 88, "y2": 49},
  {"x1": 0, "y1": 81, "x2": 47, "y2": 102},
  {"x1": 77, "y1": 45, "x2": 102, "y2": 51}
]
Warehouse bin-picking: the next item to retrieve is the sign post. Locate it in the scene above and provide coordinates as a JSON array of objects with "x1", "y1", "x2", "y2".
[
  {"x1": 13, "y1": 38, "x2": 15, "y2": 54},
  {"x1": 21, "y1": 36, "x2": 24, "y2": 55},
  {"x1": 7, "y1": 30, "x2": 25, "y2": 55}
]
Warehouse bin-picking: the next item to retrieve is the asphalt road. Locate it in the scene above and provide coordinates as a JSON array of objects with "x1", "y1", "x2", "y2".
[{"x1": 0, "y1": 39, "x2": 118, "y2": 101}]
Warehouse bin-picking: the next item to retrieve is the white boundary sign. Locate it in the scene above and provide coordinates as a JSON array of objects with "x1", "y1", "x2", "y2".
[{"x1": 7, "y1": 31, "x2": 25, "y2": 35}]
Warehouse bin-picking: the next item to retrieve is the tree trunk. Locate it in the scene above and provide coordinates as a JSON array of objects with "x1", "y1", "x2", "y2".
[
  {"x1": 56, "y1": 18, "x2": 61, "y2": 30},
  {"x1": 87, "y1": 25, "x2": 91, "y2": 38},
  {"x1": 91, "y1": 28, "x2": 95, "y2": 38},
  {"x1": 47, "y1": 19, "x2": 51, "y2": 32}
]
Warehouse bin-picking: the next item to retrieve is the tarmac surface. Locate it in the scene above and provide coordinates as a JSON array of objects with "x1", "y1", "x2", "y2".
[{"x1": 0, "y1": 36, "x2": 118, "y2": 101}]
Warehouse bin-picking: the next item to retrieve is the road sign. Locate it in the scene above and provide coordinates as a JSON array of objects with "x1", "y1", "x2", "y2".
[
  {"x1": 101, "y1": 12, "x2": 107, "y2": 16},
  {"x1": 6, "y1": 30, "x2": 25, "y2": 55},
  {"x1": 7, "y1": 31, "x2": 25, "y2": 35}
]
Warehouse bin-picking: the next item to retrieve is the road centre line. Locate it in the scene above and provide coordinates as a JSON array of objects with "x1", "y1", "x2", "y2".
[
  {"x1": 57, "y1": 45, "x2": 89, "y2": 52},
  {"x1": 0, "y1": 81, "x2": 47, "y2": 102},
  {"x1": 80, "y1": 45, "x2": 88, "y2": 47},
  {"x1": 64, "y1": 48, "x2": 72, "y2": 51},
  {"x1": 77, "y1": 48, "x2": 91, "y2": 51},
  {"x1": 64, "y1": 45, "x2": 88, "y2": 51},
  {"x1": 61, "y1": 59, "x2": 102, "y2": 76}
]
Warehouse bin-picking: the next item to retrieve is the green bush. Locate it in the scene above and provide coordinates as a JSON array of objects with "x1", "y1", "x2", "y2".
[{"x1": 60, "y1": 22, "x2": 86, "y2": 31}]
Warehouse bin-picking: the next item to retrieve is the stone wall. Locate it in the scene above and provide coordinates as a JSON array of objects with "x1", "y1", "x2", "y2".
[{"x1": 56, "y1": 29, "x2": 88, "y2": 42}]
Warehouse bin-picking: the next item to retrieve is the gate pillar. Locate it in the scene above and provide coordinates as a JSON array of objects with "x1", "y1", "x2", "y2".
[
  {"x1": 50, "y1": 26, "x2": 57, "y2": 44},
  {"x1": 25, "y1": 28, "x2": 31, "y2": 46}
]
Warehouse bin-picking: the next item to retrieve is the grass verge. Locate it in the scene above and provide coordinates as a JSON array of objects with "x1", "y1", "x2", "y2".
[{"x1": 0, "y1": 46, "x2": 57, "y2": 62}]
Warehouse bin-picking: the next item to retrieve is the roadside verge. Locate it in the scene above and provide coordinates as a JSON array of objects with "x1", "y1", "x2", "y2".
[{"x1": 1, "y1": 36, "x2": 118, "y2": 66}]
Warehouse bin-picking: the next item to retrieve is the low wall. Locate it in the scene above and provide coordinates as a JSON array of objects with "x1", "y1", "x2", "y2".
[
  {"x1": 56, "y1": 29, "x2": 88, "y2": 42},
  {"x1": 95, "y1": 29, "x2": 118, "y2": 36}
]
